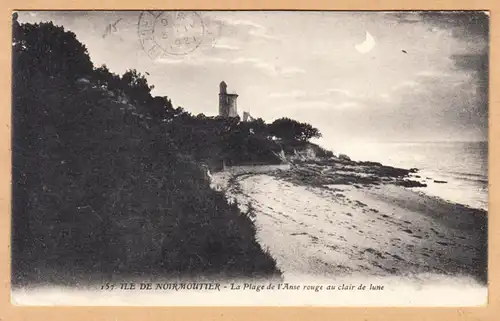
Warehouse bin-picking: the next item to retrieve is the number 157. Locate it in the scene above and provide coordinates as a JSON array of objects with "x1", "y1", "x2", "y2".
[{"x1": 101, "y1": 283, "x2": 115, "y2": 290}]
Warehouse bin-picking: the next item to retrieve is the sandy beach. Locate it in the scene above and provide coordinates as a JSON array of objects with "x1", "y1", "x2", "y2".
[
  {"x1": 211, "y1": 167, "x2": 487, "y2": 284},
  {"x1": 10, "y1": 166, "x2": 488, "y2": 307}
]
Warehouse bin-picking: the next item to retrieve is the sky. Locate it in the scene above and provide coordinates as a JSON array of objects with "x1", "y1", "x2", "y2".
[{"x1": 17, "y1": 11, "x2": 489, "y2": 149}]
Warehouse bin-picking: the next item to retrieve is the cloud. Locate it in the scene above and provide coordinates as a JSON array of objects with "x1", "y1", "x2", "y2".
[
  {"x1": 280, "y1": 66, "x2": 306, "y2": 75},
  {"x1": 231, "y1": 57, "x2": 276, "y2": 74},
  {"x1": 372, "y1": 65, "x2": 488, "y2": 140},
  {"x1": 387, "y1": 12, "x2": 423, "y2": 24},
  {"x1": 269, "y1": 87, "x2": 359, "y2": 104},
  {"x1": 393, "y1": 11, "x2": 489, "y2": 39},
  {"x1": 391, "y1": 80, "x2": 421, "y2": 91},
  {"x1": 268, "y1": 87, "x2": 363, "y2": 113},
  {"x1": 281, "y1": 100, "x2": 331, "y2": 112},
  {"x1": 212, "y1": 43, "x2": 241, "y2": 51},
  {"x1": 415, "y1": 69, "x2": 474, "y2": 90},
  {"x1": 156, "y1": 53, "x2": 303, "y2": 78},
  {"x1": 214, "y1": 16, "x2": 279, "y2": 42},
  {"x1": 303, "y1": 101, "x2": 331, "y2": 109},
  {"x1": 335, "y1": 101, "x2": 360, "y2": 109},
  {"x1": 215, "y1": 17, "x2": 265, "y2": 30},
  {"x1": 269, "y1": 90, "x2": 307, "y2": 99},
  {"x1": 287, "y1": 100, "x2": 361, "y2": 112},
  {"x1": 156, "y1": 56, "x2": 226, "y2": 65},
  {"x1": 326, "y1": 88, "x2": 354, "y2": 98},
  {"x1": 248, "y1": 28, "x2": 280, "y2": 40},
  {"x1": 451, "y1": 52, "x2": 488, "y2": 116},
  {"x1": 416, "y1": 70, "x2": 448, "y2": 78},
  {"x1": 229, "y1": 57, "x2": 305, "y2": 77},
  {"x1": 452, "y1": 53, "x2": 488, "y2": 74}
]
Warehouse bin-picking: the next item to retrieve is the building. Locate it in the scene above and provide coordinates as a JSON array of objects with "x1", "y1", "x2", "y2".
[
  {"x1": 242, "y1": 111, "x2": 255, "y2": 122},
  {"x1": 218, "y1": 81, "x2": 239, "y2": 118}
]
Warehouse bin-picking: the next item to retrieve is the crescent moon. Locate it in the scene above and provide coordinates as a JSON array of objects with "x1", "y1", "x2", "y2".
[{"x1": 355, "y1": 31, "x2": 376, "y2": 54}]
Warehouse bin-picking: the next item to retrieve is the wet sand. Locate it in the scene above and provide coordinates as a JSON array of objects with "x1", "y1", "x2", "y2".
[
  {"x1": 211, "y1": 171, "x2": 487, "y2": 284},
  {"x1": 11, "y1": 169, "x2": 488, "y2": 306}
]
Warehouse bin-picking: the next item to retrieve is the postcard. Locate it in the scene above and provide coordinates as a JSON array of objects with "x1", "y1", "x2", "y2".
[{"x1": 10, "y1": 10, "x2": 489, "y2": 306}]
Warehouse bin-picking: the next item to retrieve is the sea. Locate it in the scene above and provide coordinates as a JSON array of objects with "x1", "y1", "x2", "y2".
[{"x1": 319, "y1": 140, "x2": 488, "y2": 211}]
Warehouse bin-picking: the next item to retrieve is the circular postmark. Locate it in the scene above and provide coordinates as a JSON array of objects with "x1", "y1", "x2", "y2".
[{"x1": 138, "y1": 11, "x2": 206, "y2": 59}]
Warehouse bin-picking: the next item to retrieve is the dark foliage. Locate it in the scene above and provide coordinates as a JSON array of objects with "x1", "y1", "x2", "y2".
[
  {"x1": 12, "y1": 18, "x2": 93, "y2": 82},
  {"x1": 12, "y1": 18, "x2": 281, "y2": 285},
  {"x1": 269, "y1": 117, "x2": 322, "y2": 142},
  {"x1": 166, "y1": 115, "x2": 284, "y2": 169}
]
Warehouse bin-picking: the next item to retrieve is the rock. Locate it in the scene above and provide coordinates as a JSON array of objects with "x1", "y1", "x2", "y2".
[
  {"x1": 396, "y1": 180, "x2": 427, "y2": 188},
  {"x1": 375, "y1": 165, "x2": 411, "y2": 178}
]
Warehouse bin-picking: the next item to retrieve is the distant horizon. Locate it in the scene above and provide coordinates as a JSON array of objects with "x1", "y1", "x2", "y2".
[
  {"x1": 16, "y1": 11, "x2": 489, "y2": 142},
  {"x1": 318, "y1": 139, "x2": 489, "y2": 144},
  {"x1": 313, "y1": 137, "x2": 488, "y2": 149}
]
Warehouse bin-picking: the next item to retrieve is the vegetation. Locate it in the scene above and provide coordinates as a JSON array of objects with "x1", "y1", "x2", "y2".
[
  {"x1": 12, "y1": 17, "x2": 286, "y2": 285},
  {"x1": 165, "y1": 114, "x2": 285, "y2": 169},
  {"x1": 269, "y1": 117, "x2": 322, "y2": 142}
]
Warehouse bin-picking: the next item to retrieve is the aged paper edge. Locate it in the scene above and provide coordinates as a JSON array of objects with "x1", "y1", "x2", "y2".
[{"x1": 1, "y1": 0, "x2": 498, "y2": 320}]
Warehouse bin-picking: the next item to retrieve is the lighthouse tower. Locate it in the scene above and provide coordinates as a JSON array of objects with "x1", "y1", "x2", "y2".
[{"x1": 218, "y1": 81, "x2": 239, "y2": 117}]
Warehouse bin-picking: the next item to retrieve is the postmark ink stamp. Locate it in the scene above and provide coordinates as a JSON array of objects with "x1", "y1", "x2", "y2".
[{"x1": 138, "y1": 11, "x2": 206, "y2": 59}]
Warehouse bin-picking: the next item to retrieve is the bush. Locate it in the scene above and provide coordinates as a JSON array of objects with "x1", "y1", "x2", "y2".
[
  {"x1": 12, "y1": 19, "x2": 281, "y2": 285},
  {"x1": 268, "y1": 117, "x2": 322, "y2": 142}
]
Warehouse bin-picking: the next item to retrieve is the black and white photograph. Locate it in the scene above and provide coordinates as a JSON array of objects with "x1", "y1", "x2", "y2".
[{"x1": 11, "y1": 10, "x2": 488, "y2": 306}]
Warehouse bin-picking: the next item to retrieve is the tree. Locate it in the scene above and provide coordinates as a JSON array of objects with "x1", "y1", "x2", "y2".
[
  {"x1": 240, "y1": 118, "x2": 268, "y2": 136},
  {"x1": 268, "y1": 117, "x2": 321, "y2": 142},
  {"x1": 93, "y1": 64, "x2": 121, "y2": 90},
  {"x1": 149, "y1": 96, "x2": 179, "y2": 120},
  {"x1": 11, "y1": 18, "x2": 281, "y2": 285},
  {"x1": 121, "y1": 69, "x2": 154, "y2": 104},
  {"x1": 13, "y1": 20, "x2": 93, "y2": 81}
]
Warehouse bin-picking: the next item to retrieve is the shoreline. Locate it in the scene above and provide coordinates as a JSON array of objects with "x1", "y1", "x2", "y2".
[
  {"x1": 211, "y1": 162, "x2": 487, "y2": 285},
  {"x1": 321, "y1": 141, "x2": 489, "y2": 211}
]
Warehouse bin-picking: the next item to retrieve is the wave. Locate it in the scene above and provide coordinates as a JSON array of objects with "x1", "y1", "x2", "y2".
[
  {"x1": 326, "y1": 140, "x2": 488, "y2": 211},
  {"x1": 443, "y1": 171, "x2": 488, "y2": 185},
  {"x1": 448, "y1": 171, "x2": 488, "y2": 179},
  {"x1": 456, "y1": 177, "x2": 489, "y2": 185}
]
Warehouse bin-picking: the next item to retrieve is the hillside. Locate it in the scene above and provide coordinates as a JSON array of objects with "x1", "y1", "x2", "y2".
[{"x1": 11, "y1": 19, "x2": 281, "y2": 285}]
